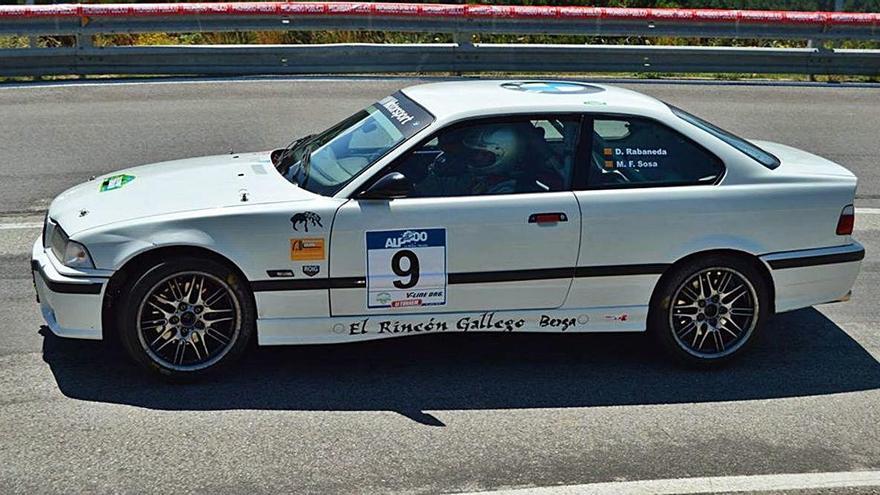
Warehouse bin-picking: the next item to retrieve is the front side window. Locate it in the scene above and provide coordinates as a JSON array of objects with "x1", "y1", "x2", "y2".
[
  {"x1": 586, "y1": 116, "x2": 723, "y2": 189},
  {"x1": 391, "y1": 116, "x2": 581, "y2": 198},
  {"x1": 274, "y1": 92, "x2": 433, "y2": 196}
]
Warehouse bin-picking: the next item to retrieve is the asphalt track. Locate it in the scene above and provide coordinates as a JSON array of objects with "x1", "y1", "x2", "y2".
[{"x1": 0, "y1": 77, "x2": 878, "y2": 494}]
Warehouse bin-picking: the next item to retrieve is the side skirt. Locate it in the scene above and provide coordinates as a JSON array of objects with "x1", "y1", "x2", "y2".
[{"x1": 256, "y1": 306, "x2": 648, "y2": 346}]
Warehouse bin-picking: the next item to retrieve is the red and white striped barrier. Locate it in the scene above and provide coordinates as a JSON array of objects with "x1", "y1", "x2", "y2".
[{"x1": 0, "y1": 2, "x2": 877, "y2": 26}]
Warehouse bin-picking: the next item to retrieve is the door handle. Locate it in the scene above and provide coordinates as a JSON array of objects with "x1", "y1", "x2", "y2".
[{"x1": 528, "y1": 212, "x2": 568, "y2": 224}]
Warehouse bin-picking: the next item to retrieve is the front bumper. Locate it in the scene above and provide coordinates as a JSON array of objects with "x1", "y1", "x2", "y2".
[
  {"x1": 31, "y1": 238, "x2": 107, "y2": 340},
  {"x1": 761, "y1": 241, "x2": 865, "y2": 313}
]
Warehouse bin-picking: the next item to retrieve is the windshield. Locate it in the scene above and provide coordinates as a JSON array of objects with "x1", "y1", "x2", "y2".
[
  {"x1": 275, "y1": 92, "x2": 433, "y2": 196},
  {"x1": 669, "y1": 105, "x2": 780, "y2": 170}
]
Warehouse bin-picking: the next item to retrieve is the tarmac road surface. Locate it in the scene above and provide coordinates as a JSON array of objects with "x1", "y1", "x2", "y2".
[{"x1": 0, "y1": 77, "x2": 878, "y2": 494}]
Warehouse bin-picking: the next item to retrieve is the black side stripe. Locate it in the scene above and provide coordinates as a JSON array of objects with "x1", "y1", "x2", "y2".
[
  {"x1": 767, "y1": 248, "x2": 865, "y2": 270},
  {"x1": 575, "y1": 264, "x2": 670, "y2": 277},
  {"x1": 250, "y1": 264, "x2": 668, "y2": 292},
  {"x1": 251, "y1": 277, "x2": 366, "y2": 292},
  {"x1": 44, "y1": 279, "x2": 104, "y2": 295},
  {"x1": 32, "y1": 261, "x2": 104, "y2": 295},
  {"x1": 251, "y1": 279, "x2": 330, "y2": 292},
  {"x1": 331, "y1": 277, "x2": 366, "y2": 289},
  {"x1": 448, "y1": 268, "x2": 573, "y2": 284}
]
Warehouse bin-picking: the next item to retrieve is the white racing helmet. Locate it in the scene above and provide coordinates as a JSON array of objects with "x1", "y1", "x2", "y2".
[{"x1": 460, "y1": 125, "x2": 523, "y2": 176}]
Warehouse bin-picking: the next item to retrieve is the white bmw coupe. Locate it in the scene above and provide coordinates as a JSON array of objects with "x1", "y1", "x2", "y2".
[{"x1": 32, "y1": 80, "x2": 864, "y2": 378}]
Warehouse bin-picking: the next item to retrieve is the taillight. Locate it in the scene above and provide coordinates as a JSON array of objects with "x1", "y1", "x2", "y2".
[{"x1": 836, "y1": 205, "x2": 855, "y2": 235}]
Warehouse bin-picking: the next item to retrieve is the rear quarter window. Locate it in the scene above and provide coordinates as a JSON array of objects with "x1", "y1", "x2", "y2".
[
  {"x1": 584, "y1": 115, "x2": 724, "y2": 189},
  {"x1": 669, "y1": 105, "x2": 780, "y2": 170}
]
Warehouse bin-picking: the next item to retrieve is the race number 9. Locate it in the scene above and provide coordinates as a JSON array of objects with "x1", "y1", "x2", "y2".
[
  {"x1": 391, "y1": 250, "x2": 420, "y2": 289},
  {"x1": 366, "y1": 228, "x2": 446, "y2": 309}
]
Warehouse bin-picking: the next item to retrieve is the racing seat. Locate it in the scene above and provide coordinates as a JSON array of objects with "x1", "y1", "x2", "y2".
[{"x1": 519, "y1": 124, "x2": 565, "y2": 191}]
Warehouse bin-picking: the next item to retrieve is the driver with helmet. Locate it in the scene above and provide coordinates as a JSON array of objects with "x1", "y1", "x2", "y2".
[{"x1": 415, "y1": 123, "x2": 563, "y2": 197}]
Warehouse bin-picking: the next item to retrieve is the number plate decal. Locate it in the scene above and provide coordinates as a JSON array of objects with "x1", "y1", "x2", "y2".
[{"x1": 366, "y1": 228, "x2": 447, "y2": 309}]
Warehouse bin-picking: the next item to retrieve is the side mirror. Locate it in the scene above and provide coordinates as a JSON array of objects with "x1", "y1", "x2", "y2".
[{"x1": 358, "y1": 172, "x2": 412, "y2": 199}]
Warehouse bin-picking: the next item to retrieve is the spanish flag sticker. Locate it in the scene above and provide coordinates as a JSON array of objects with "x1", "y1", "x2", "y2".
[
  {"x1": 603, "y1": 148, "x2": 613, "y2": 156},
  {"x1": 604, "y1": 160, "x2": 615, "y2": 169}
]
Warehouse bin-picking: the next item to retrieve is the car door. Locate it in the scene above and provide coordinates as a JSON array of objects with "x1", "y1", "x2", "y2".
[
  {"x1": 329, "y1": 115, "x2": 585, "y2": 316},
  {"x1": 568, "y1": 113, "x2": 726, "y2": 313}
]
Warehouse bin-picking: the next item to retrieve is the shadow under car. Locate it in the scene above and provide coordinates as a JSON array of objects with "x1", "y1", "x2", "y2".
[{"x1": 41, "y1": 307, "x2": 880, "y2": 426}]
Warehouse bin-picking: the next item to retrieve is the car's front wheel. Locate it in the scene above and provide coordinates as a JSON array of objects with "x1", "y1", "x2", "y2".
[
  {"x1": 649, "y1": 255, "x2": 770, "y2": 366},
  {"x1": 118, "y1": 256, "x2": 255, "y2": 379}
]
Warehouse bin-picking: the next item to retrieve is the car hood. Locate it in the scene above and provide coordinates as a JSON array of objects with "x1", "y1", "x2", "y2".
[{"x1": 49, "y1": 151, "x2": 316, "y2": 235}]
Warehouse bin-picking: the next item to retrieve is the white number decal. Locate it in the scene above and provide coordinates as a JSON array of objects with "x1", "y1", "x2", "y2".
[{"x1": 366, "y1": 228, "x2": 446, "y2": 309}]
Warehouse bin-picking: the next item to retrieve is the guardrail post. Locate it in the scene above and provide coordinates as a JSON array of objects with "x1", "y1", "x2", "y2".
[
  {"x1": 810, "y1": 36, "x2": 837, "y2": 81},
  {"x1": 453, "y1": 31, "x2": 475, "y2": 76},
  {"x1": 807, "y1": 38, "x2": 821, "y2": 81},
  {"x1": 75, "y1": 32, "x2": 93, "y2": 49},
  {"x1": 454, "y1": 31, "x2": 474, "y2": 49},
  {"x1": 75, "y1": 14, "x2": 94, "y2": 78},
  {"x1": 76, "y1": 17, "x2": 93, "y2": 50},
  {"x1": 26, "y1": 0, "x2": 37, "y2": 48}
]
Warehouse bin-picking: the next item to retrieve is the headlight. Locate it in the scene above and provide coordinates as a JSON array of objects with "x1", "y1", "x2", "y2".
[
  {"x1": 62, "y1": 241, "x2": 94, "y2": 269},
  {"x1": 49, "y1": 222, "x2": 67, "y2": 259},
  {"x1": 49, "y1": 224, "x2": 95, "y2": 269}
]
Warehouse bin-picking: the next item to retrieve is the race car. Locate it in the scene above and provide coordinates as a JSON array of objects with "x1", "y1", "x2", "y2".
[{"x1": 32, "y1": 80, "x2": 864, "y2": 378}]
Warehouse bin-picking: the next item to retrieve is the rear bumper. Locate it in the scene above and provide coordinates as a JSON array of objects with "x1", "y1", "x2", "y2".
[
  {"x1": 31, "y1": 238, "x2": 107, "y2": 340},
  {"x1": 761, "y1": 241, "x2": 865, "y2": 313}
]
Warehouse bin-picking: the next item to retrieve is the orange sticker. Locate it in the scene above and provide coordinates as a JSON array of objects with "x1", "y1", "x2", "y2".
[
  {"x1": 603, "y1": 147, "x2": 613, "y2": 156},
  {"x1": 604, "y1": 160, "x2": 615, "y2": 169},
  {"x1": 290, "y1": 238, "x2": 325, "y2": 261}
]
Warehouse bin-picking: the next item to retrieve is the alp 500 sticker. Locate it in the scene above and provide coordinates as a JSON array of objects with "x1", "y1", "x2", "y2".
[{"x1": 366, "y1": 228, "x2": 446, "y2": 309}]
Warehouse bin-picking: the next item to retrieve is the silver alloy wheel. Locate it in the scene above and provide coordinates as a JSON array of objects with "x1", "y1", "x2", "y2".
[
  {"x1": 669, "y1": 267, "x2": 759, "y2": 359},
  {"x1": 136, "y1": 271, "x2": 241, "y2": 372}
]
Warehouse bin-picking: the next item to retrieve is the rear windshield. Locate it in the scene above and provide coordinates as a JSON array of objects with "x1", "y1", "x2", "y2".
[{"x1": 669, "y1": 105, "x2": 780, "y2": 170}]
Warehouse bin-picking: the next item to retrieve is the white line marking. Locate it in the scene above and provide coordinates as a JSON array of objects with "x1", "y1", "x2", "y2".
[
  {"x1": 460, "y1": 470, "x2": 880, "y2": 495},
  {"x1": 0, "y1": 222, "x2": 42, "y2": 230},
  {"x1": 858, "y1": 207, "x2": 880, "y2": 215}
]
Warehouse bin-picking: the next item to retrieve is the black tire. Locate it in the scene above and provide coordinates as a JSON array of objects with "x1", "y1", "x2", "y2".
[
  {"x1": 117, "y1": 256, "x2": 255, "y2": 380},
  {"x1": 648, "y1": 254, "x2": 770, "y2": 367}
]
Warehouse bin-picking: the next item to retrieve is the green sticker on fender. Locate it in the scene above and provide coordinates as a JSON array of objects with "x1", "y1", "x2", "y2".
[{"x1": 99, "y1": 174, "x2": 135, "y2": 192}]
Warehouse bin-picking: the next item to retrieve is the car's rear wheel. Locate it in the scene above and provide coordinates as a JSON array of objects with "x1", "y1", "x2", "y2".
[
  {"x1": 118, "y1": 256, "x2": 254, "y2": 379},
  {"x1": 649, "y1": 255, "x2": 770, "y2": 366}
]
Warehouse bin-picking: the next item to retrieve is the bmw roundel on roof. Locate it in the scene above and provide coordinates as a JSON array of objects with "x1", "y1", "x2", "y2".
[{"x1": 500, "y1": 81, "x2": 603, "y2": 95}]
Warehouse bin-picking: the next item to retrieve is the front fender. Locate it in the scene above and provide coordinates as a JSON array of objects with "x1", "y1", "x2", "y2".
[
  {"x1": 75, "y1": 199, "x2": 344, "y2": 283},
  {"x1": 84, "y1": 227, "x2": 223, "y2": 272}
]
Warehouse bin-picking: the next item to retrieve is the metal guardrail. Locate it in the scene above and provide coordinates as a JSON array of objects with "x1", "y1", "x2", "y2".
[{"x1": 1, "y1": 2, "x2": 879, "y2": 77}]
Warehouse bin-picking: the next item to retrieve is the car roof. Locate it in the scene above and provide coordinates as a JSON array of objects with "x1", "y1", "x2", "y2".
[{"x1": 400, "y1": 80, "x2": 671, "y2": 121}]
